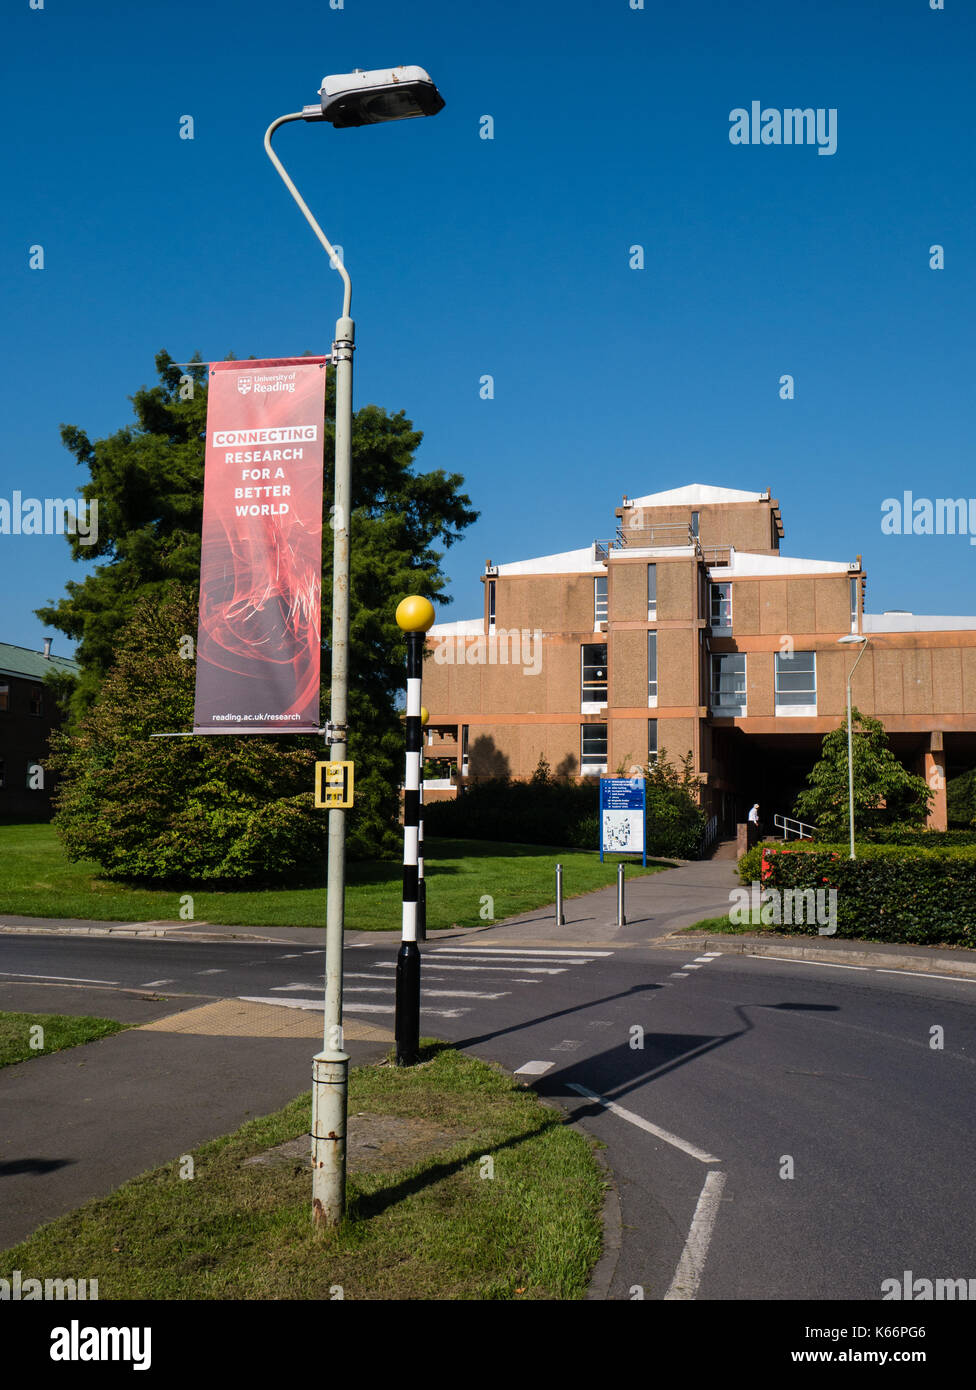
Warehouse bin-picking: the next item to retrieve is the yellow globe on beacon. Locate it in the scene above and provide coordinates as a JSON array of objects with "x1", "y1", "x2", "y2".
[
  {"x1": 420, "y1": 706, "x2": 430, "y2": 726},
  {"x1": 396, "y1": 595, "x2": 436, "y2": 633}
]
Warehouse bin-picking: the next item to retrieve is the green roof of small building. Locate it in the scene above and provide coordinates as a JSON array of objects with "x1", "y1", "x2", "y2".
[{"x1": 0, "y1": 642, "x2": 81, "y2": 681}]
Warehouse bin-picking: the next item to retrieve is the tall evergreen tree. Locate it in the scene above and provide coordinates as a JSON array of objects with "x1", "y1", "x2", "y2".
[{"x1": 40, "y1": 351, "x2": 478, "y2": 868}]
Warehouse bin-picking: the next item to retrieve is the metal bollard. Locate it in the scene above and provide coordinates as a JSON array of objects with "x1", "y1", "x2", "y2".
[
  {"x1": 616, "y1": 862, "x2": 626, "y2": 926},
  {"x1": 555, "y1": 863, "x2": 564, "y2": 926}
]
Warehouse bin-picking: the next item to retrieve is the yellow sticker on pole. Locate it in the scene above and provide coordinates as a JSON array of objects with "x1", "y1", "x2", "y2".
[{"x1": 315, "y1": 761, "x2": 354, "y2": 809}]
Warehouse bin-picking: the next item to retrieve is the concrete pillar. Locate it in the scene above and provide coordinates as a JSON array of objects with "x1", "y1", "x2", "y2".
[
  {"x1": 924, "y1": 736, "x2": 947, "y2": 830},
  {"x1": 736, "y1": 822, "x2": 750, "y2": 858}
]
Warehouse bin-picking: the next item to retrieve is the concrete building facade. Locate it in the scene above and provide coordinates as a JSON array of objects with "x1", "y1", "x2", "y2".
[
  {"x1": 0, "y1": 640, "x2": 78, "y2": 817},
  {"x1": 423, "y1": 485, "x2": 976, "y2": 833}
]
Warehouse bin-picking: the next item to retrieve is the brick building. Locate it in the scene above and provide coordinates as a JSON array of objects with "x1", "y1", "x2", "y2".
[
  {"x1": 0, "y1": 640, "x2": 79, "y2": 817},
  {"x1": 423, "y1": 484, "x2": 976, "y2": 833}
]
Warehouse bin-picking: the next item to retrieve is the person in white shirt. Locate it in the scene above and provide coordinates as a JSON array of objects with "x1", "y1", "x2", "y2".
[{"x1": 748, "y1": 802, "x2": 760, "y2": 844}]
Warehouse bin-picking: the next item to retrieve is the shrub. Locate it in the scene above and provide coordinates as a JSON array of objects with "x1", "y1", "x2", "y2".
[
  {"x1": 737, "y1": 842, "x2": 976, "y2": 946},
  {"x1": 425, "y1": 752, "x2": 707, "y2": 860}
]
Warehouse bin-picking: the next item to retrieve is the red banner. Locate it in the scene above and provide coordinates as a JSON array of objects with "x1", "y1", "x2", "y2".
[{"x1": 193, "y1": 357, "x2": 328, "y2": 734}]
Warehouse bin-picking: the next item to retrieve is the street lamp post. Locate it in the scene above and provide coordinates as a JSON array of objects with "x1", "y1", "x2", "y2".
[
  {"x1": 263, "y1": 65, "x2": 444, "y2": 1227},
  {"x1": 837, "y1": 634, "x2": 870, "y2": 860}
]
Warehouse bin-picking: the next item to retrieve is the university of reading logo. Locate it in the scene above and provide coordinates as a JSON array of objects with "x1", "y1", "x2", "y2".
[{"x1": 237, "y1": 375, "x2": 253, "y2": 395}]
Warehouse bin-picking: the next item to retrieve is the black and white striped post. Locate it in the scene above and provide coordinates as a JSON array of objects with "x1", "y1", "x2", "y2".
[
  {"x1": 395, "y1": 596, "x2": 436, "y2": 1066},
  {"x1": 418, "y1": 705, "x2": 429, "y2": 943}
]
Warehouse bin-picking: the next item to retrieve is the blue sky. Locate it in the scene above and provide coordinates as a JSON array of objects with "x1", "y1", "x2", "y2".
[{"x1": 2, "y1": 0, "x2": 973, "y2": 654}]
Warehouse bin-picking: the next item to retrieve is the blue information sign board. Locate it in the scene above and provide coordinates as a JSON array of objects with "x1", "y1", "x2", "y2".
[{"x1": 599, "y1": 777, "x2": 646, "y2": 865}]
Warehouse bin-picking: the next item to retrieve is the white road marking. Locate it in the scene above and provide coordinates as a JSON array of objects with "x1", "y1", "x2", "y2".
[
  {"x1": 551, "y1": 1039, "x2": 583, "y2": 1051},
  {"x1": 140, "y1": 979, "x2": 174, "y2": 988},
  {"x1": 670, "y1": 972, "x2": 689, "y2": 978},
  {"x1": 874, "y1": 968, "x2": 976, "y2": 984},
  {"x1": 693, "y1": 956, "x2": 717, "y2": 963},
  {"x1": 373, "y1": 962, "x2": 566, "y2": 975},
  {"x1": 423, "y1": 989, "x2": 510, "y2": 999},
  {"x1": 281, "y1": 954, "x2": 301, "y2": 959},
  {"x1": 746, "y1": 954, "x2": 868, "y2": 972},
  {"x1": 303, "y1": 950, "x2": 324, "y2": 955},
  {"x1": 664, "y1": 1170, "x2": 728, "y2": 1301},
  {"x1": 239, "y1": 995, "x2": 466, "y2": 1018},
  {"x1": 429, "y1": 951, "x2": 602, "y2": 964},
  {"x1": 567, "y1": 1083, "x2": 721, "y2": 1165},
  {"x1": 514, "y1": 1060, "x2": 554, "y2": 1076},
  {"x1": 682, "y1": 964, "x2": 703, "y2": 970},
  {"x1": 197, "y1": 969, "x2": 225, "y2": 975},
  {"x1": 430, "y1": 947, "x2": 611, "y2": 959},
  {"x1": 0, "y1": 971, "x2": 119, "y2": 985}
]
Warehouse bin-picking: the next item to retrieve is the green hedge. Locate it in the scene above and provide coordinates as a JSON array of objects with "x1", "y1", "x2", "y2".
[
  {"x1": 736, "y1": 842, "x2": 976, "y2": 946},
  {"x1": 424, "y1": 778, "x2": 706, "y2": 859},
  {"x1": 860, "y1": 827, "x2": 976, "y2": 848}
]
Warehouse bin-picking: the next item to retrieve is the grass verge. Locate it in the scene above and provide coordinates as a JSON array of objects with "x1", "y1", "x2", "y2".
[
  {"x1": 0, "y1": 1043, "x2": 605, "y2": 1300},
  {"x1": 0, "y1": 1011, "x2": 129, "y2": 1069},
  {"x1": 0, "y1": 822, "x2": 668, "y2": 928}
]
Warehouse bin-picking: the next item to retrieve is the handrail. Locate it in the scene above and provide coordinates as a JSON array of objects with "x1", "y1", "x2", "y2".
[{"x1": 774, "y1": 813, "x2": 816, "y2": 841}]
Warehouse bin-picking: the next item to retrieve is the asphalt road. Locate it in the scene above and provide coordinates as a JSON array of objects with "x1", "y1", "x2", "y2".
[{"x1": 2, "y1": 930, "x2": 975, "y2": 1300}]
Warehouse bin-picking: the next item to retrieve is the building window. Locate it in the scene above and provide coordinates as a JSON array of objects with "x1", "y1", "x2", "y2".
[
  {"x1": 594, "y1": 574, "x2": 608, "y2": 626},
  {"x1": 711, "y1": 653, "x2": 747, "y2": 717},
  {"x1": 581, "y1": 643, "x2": 608, "y2": 709},
  {"x1": 581, "y1": 723, "x2": 608, "y2": 773},
  {"x1": 461, "y1": 724, "x2": 469, "y2": 775},
  {"x1": 29, "y1": 687, "x2": 44, "y2": 717},
  {"x1": 0, "y1": 758, "x2": 5, "y2": 787},
  {"x1": 691, "y1": 511, "x2": 700, "y2": 538},
  {"x1": 775, "y1": 651, "x2": 817, "y2": 716},
  {"x1": 647, "y1": 631, "x2": 658, "y2": 703},
  {"x1": 0, "y1": 683, "x2": 8, "y2": 713},
  {"x1": 710, "y1": 582, "x2": 732, "y2": 631},
  {"x1": 648, "y1": 719, "x2": 658, "y2": 765},
  {"x1": 850, "y1": 576, "x2": 858, "y2": 633},
  {"x1": 647, "y1": 564, "x2": 657, "y2": 620},
  {"x1": 488, "y1": 580, "x2": 496, "y2": 633}
]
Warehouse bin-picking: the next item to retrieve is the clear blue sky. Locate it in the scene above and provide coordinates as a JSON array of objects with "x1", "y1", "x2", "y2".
[{"x1": 2, "y1": 0, "x2": 973, "y2": 654}]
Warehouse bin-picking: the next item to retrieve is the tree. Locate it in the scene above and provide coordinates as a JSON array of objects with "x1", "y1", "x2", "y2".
[
  {"x1": 48, "y1": 590, "x2": 329, "y2": 882},
  {"x1": 40, "y1": 351, "x2": 478, "y2": 868},
  {"x1": 793, "y1": 707, "x2": 931, "y2": 836}
]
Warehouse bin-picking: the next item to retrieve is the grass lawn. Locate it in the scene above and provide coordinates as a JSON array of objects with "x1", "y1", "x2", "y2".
[
  {"x1": 680, "y1": 914, "x2": 752, "y2": 934},
  {"x1": 0, "y1": 821, "x2": 669, "y2": 929},
  {"x1": 0, "y1": 1043, "x2": 605, "y2": 1300},
  {"x1": 0, "y1": 1011, "x2": 129, "y2": 1069}
]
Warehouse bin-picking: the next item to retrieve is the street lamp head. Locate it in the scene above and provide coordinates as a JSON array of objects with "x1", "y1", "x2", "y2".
[
  {"x1": 837, "y1": 634, "x2": 867, "y2": 644},
  {"x1": 396, "y1": 595, "x2": 436, "y2": 633},
  {"x1": 305, "y1": 66, "x2": 445, "y2": 128}
]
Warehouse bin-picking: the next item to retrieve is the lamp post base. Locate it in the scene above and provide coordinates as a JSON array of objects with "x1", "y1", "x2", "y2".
[
  {"x1": 394, "y1": 941, "x2": 421, "y2": 1066},
  {"x1": 311, "y1": 1050, "x2": 349, "y2": 1226}
]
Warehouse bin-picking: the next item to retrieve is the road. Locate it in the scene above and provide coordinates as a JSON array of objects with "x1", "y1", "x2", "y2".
[{"x1": 2, "y1": 929, "x2": 975, "y2": 1299}]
